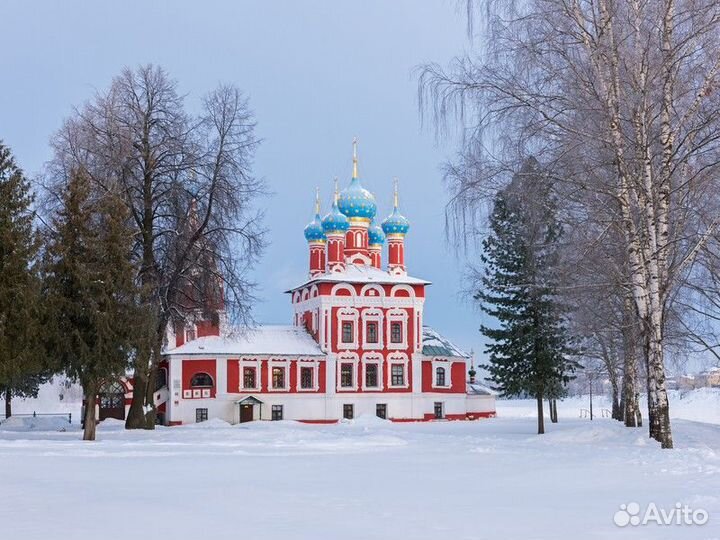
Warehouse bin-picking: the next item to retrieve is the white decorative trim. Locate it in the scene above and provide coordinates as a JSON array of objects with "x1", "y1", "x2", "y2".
[
  {"x1": 268, "y1": 358, "x2": 290, "y2": 392},
  {"x1": 337, "y1": 307, "x2": 360, "y2": 350},
  {"x1": 386, "y1": 308, "x2": 409, "y2": 350},
  {"x1": 387, "y1": 352, "x2": 410, "y2": 389},
  {"x1": 331, "y1": 283, "x2": 356, "y2": 297},
  {"x1": 360, "y1": 284, "x2": 385, "y2": 297},
  {"x1": 361, "y1": 308, "x2": 384, "y2": 350},
  {"x1": 347, "y1": 252, "x2": 372, "y2": 265},
  {"x1": 431, "y1": 358, "x2": 452, "y2": 389},
  {"x1": 336, "y1": 352, "x2": 359, "y2": 392},
  {"x1": 239, "y1": 358, "x2": 261, "y2": 392},
  {"x1": 292, "y1": 294, "x2": 425, "y2": 311},
  {"x1": 416, "y1": 310, "x2": 422, "y2": 352},
  {"x1": 390, "y1": 284, "x2": 414, "y2": 297},
  {"x1": 296, "y1": 358, "x2": 320, "y2": 392},
  {"x1": 324, "y1": 309, "x2": 331, "y2": 351},
  {"x1": 361, "y1": 352, "x2": 384, "y2": 391}
]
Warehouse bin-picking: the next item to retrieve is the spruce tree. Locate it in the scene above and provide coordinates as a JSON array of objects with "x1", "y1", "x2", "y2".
[
  {"x1": 0, "y1": 142, "x2": 48, "y2": 418},
  {"x1": 43, "y1": 169, "x2": 140, "y2": 440},
  {"x1": 478, "y1": 158, "x2": 577, "y2": 434}
]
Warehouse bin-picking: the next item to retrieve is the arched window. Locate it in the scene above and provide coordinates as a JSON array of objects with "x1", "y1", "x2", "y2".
[
  {"x1": 190, "y1": 372, "x2": 213, "y2": 388},
  {"x1": 100, "y1": 381, "x2": 125, "y2": 395},
  {"x1": 99, "y1": 381, "x2": 125, "y2": 411},
  {"x1": 435, "y1": 367, "x2": 446, "y2": 387}
]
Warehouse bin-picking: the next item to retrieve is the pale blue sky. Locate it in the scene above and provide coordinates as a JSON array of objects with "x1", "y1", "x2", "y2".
[{"x1": 0, "y1": 1, "x2": 489, "y2": 359}]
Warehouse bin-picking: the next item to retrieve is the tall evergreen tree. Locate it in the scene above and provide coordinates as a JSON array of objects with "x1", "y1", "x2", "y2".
[
  {"x1": 478, "y1": 158, "x2": 577, "y2": 434},
  {"x1": 43, "y1": 169, "x2": 140, "y2": 440},
  {"x1": 0, "y1": 141, "x2": 48, "y2": 418}
]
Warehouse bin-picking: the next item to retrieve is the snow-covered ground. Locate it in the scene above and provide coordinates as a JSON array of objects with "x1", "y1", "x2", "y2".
[
  {"x1": 2, "y1": 386, "x2": 719, "y2": 539},
  {"x1": 498, "y1": 388, "x2": 720, "y2": 425}
]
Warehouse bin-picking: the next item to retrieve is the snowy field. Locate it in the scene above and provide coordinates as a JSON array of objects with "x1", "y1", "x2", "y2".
[{"x1": 1, "y1": 391, "x2": 719, "y2": 539}]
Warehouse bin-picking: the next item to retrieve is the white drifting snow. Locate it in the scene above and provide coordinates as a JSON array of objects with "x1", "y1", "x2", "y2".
[{"x1": 1, "y1": 398, "x2": 719, "y2": 540}]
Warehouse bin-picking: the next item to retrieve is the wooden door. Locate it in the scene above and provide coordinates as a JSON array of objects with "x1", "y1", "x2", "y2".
[{"x1": 240, "y1": 404, "x2": 254, "y2": 423}]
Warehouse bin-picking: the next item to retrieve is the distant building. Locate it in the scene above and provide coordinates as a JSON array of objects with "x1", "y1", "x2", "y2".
[
  {"x1": 96, "y1": 142, "x2": 496, "y2": 425},
  {"x1": 677, "y1": 374, "x2": 697, "y2": 391},
  {"x1": 698, "y1": 367, "x2": 720, "y2": 388}
]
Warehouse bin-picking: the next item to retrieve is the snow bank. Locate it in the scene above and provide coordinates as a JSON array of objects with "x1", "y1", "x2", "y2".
[
  {"x1": 181, "y1": 418, "x2": 233, "y2": 429},
  {"x1": 339, "y1": 413, "x2": 391, "y2": 427},
  {"x1": 667, "y1": 388, "x2": 720, "y2": 425}
]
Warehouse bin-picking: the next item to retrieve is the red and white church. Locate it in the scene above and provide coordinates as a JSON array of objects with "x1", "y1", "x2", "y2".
[{"x1": 109, "y1": 142, "x2": 495, "y2": 425}]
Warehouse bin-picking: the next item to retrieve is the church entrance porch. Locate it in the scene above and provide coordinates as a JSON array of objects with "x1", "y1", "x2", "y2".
[
  {"x1": 235, "y1": 396, "x2": 263, "y2": 423},
  {"x1": 240, "y1": 404, "x2": 253, "y2": 423}
]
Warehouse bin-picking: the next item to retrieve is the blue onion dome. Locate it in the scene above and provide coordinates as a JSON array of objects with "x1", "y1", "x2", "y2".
[
  {"x1": 381, "y1": 206, "x2": 410, "y2": 235},
  {"x1": 338, "y1": 177, "x2": 377, "y2": 220},
  {"x1": 322, "y1": 182, "x2": 350, "y2": 233},
  {"x1": 337, "y1": 140, "x2": 377, "y2": 221},
  {"x1": 304, "y1": 215, "x2": 325, "y2": 242},
  {"x1": 368, "y1": 220, "x2": 385, "y2": 245},
  {"x1": 381, "y1": 181, "x2": 410, "y2": 235},
  {"x1": 304, "y1": 189, "x2": 327, "y2": 242}
]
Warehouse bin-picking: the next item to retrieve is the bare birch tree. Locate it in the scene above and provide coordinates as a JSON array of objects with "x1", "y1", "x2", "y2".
[{"x1": 421, "y1": 0, "x2": 720, "y2": 447}]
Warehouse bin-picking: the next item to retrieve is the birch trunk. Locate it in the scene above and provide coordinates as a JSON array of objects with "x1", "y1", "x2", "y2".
[{"x1": 621, "y1": 295, "x2": 640, "y2": 428}]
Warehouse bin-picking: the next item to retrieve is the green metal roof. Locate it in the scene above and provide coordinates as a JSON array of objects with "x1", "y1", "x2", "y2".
[{"x1": 421, "y1": 326, "x2": 469, "y2": 358}]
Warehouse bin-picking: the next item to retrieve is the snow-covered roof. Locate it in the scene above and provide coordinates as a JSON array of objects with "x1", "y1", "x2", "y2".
[
  {"x1": 467, "y1": 382, "x2": 497, "y2": 396},
  {"x1": 287, "y1": 263, "x2": 430, "y2": 292},
  {"x1": 165, "y1": 325, "x2": 324, "y2": 357},
  {"x1": 421, "y1": 326, "x2": 469, "y2": 358}
]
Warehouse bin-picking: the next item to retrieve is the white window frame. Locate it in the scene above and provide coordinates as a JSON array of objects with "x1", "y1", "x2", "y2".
[
  {"x1": 336, "y1": 352, "x2": 359, "y2": 392},
  {"x1": 185, "y1": 325, "x2": 197, "y2": 343},
  {"x1": 386, "y1": 308, "x2": 409, "y2": 350},
  {"x1": 361, "y1": 309, "x2": 384, "y2": 350},
  {"x1": 296, "y1": 359, "x2": 320, "y2": 392},
  {"x1": 361, "y1": 353, "x2": 384, "y2": 391},
  {"x1": 432, "y1": 358, "x2": 452, "y2": 389},
  {"x1": 337, "y1": 307, "x2": 360, "y2": 350},
  {"x1": 387, "y1": 352, "x2": 410, "y2": 389},
  {"x1": 239, "y1": 358, "x2": 261, "y2": 392},
  {"x1": 268, "y1": 358, "x2": 290, "y2": 392}
]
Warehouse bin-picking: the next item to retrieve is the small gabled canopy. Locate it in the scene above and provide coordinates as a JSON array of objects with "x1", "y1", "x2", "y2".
[{"x1": 235, "y1": 396, "x2": 263, "y2": 406}]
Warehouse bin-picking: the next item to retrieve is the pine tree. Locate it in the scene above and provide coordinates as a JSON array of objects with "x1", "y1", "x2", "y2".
[
  {"x1": 0, "y1": 141, "x2": 48, "y2": 418},
  {"x1": 43, "y1": 169, "x2": 140, "y2": 440},
  {"x1": 478, "y1": 158, "x2": 578, "y2": 434}
]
